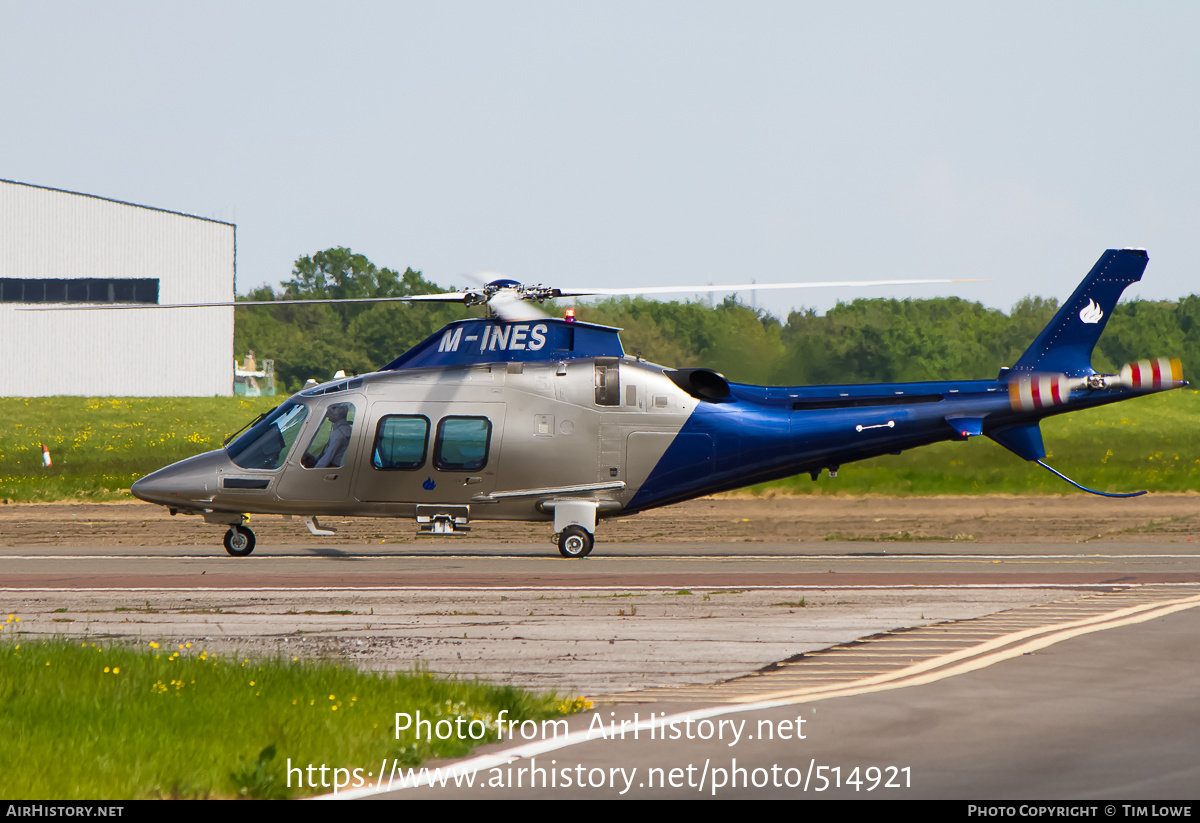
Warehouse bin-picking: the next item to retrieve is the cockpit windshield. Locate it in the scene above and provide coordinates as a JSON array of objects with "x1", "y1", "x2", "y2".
[{"x1": 225, "y1": 400, "x2": 310, "y2": 470}]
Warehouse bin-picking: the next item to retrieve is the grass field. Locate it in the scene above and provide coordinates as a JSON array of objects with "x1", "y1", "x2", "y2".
[
  {"x1": 0, "y1": 396, "x2": 279, "y2": 501},
  {"x1": 0, "y1": 625, "x2": 583, "y2": 799},
  {"x1": 1, "y1": 390, "x2": 1196, "y2": 502}
]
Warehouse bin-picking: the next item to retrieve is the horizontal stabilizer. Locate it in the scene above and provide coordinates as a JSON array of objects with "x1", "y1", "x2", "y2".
[{"x1": 1013, "y1": 249, "x2": 1148, "y2": 377}]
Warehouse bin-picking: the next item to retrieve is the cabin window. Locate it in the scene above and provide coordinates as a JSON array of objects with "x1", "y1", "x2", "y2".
[
  {"x1": 372, "y1": 415, "x2": 429, "y2": 470},
  {"x1": 434, "y1": 416, "x2": 492, "y2": 471},
  {"x1": 594, "y1": 358, "x2": 620, "y2": 406}
]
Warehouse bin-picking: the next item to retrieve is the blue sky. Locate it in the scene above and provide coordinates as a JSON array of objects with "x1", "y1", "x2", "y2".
[{"x1": 3, "y1": 1, "x2": 1197, "y2": 318}]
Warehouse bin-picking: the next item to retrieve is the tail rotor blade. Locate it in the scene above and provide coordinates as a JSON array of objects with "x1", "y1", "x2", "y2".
[
  {"x1": 1008, "y1": 373, "x2": 1071, "y2": 412},
  {"x1": 1116, "y1": 357, "x2": 1184, "y2": 390}
]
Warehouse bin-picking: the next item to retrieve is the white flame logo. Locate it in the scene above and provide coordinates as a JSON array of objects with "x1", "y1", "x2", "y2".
[{"x1": 1079, "y1": 299, "x2": 1104, "y2": 324}]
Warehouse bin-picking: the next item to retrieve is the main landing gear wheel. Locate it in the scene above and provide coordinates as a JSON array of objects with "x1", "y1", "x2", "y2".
[
  {"x1": 223, "y1": 525, "x2": 256, "y2": 557},
  {"x1": 557, "y1": 525, "x2": 594, "y2": 559}
]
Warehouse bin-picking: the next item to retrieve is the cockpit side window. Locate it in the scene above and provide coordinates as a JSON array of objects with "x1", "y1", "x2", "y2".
[
  {"x1": 300, "y1": 403, "x2": 356, "y2": 469},
  {"x1": 226, "y1": 401, "x2": 310, "y2": 470}
]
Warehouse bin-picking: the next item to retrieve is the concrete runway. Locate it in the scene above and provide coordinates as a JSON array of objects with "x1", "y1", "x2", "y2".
[{"x1": 3, "y1": 535, "x2": 1199, "y2": 799}]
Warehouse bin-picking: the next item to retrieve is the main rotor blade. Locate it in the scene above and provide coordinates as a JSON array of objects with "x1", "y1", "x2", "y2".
[
  {"x1": 16, "y1": 293, "x2": 476, "y2": 310},
  {"x1": 17, "y1": 277, "x2": 987, "y2": 311},
  {"x1": 555, "y1": 278, "x2": 987, "y2": 298}
]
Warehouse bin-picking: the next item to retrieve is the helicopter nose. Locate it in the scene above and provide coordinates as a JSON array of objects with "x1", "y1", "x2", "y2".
[
  {"x1": 131, "y1": 451, "x2": 227, "y2": 506},
  {"x1": 130, "y1": 469, "x2": 179, "y2": 506}
]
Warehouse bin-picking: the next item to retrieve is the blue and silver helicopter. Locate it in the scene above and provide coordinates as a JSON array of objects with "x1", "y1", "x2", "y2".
[{"x1": 130, "y1": 249, "x2": 1184, "y2": 557}]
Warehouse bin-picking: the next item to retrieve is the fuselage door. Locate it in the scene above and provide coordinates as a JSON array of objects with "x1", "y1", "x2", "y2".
[
  {"x1": 274, "y1": 395, "x2": 366, "y2": 503},
  {"x1": 355, "y1": 401, "x2": 506, "y2": 504}
]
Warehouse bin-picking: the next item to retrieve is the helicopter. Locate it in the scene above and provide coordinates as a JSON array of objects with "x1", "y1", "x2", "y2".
[{"x1": 124, "y1": 248, "x2": 1183, "y2": 558}]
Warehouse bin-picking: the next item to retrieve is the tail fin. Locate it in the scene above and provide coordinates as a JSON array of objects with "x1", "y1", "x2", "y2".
[{"x1": 1012, "y1": 249, "x2": 1148, "y2": 377}]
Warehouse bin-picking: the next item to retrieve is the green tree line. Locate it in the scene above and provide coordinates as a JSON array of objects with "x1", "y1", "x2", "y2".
[{"x1": 236, "y1": 248, "x2": 1200, "y2": 392}]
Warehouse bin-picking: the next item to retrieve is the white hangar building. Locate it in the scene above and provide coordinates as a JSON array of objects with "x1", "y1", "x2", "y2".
[{"x1": 0, "y1": 179, "x2": 234, "y2": 396}]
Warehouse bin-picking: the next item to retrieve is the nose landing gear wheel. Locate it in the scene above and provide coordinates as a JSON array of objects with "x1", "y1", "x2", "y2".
[
  {"x1": 223, "y1": 525, "x2": 256, "y2": 557},
  {"x1": 557, "y1": 525, "x2": 593, "y2": 558}
]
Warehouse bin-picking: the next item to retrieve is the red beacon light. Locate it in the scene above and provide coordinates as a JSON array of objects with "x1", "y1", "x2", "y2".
[{"x1": 564, "y1": 307, "x2": 576, "y2": 323}]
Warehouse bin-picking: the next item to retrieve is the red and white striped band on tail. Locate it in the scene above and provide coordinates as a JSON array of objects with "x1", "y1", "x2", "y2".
[
  {"x1": 1118, "y1": 357, "x2": 1184, "y2": 391},
  {"x1": 1009, "y1": 373, "x2": 1070, "y2": 412}
]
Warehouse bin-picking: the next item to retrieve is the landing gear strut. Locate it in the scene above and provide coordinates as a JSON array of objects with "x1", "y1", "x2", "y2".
[
  {"x1": 557, "y1": 525, "x2": 594, "y2": 558},
  {"x1": 551, "y1": 499, "x2": 598, "y2": 559},
  {"x1": 223, "y1": 524, "x2": 256, "y2": 557}
]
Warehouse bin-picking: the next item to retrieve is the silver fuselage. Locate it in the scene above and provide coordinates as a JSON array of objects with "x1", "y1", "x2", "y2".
[{"x1": 132, "y1": 357, "x2": 696, "y2": 523}]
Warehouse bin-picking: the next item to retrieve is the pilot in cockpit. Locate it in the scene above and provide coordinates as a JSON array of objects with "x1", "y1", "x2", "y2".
[{"x1": 302, "y1": 403, "x2": 354, "y2": 469}]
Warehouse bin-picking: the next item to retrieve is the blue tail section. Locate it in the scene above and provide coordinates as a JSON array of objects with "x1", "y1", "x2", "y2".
[
  {"x1": 988, "y1": 422, "x2": 1046, "y2": 462},
  {"x1": 1012, "y1": 249, "x2": 1147, "y2": 377}
]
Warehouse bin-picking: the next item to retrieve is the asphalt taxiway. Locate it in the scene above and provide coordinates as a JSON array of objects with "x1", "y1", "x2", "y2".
[
  {"x1": 361, "y1": 594, "x2": 1200, "y2": 799},
  {"x1": 3, "y1": 505, "x2": 1199, "y2": 799}
]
